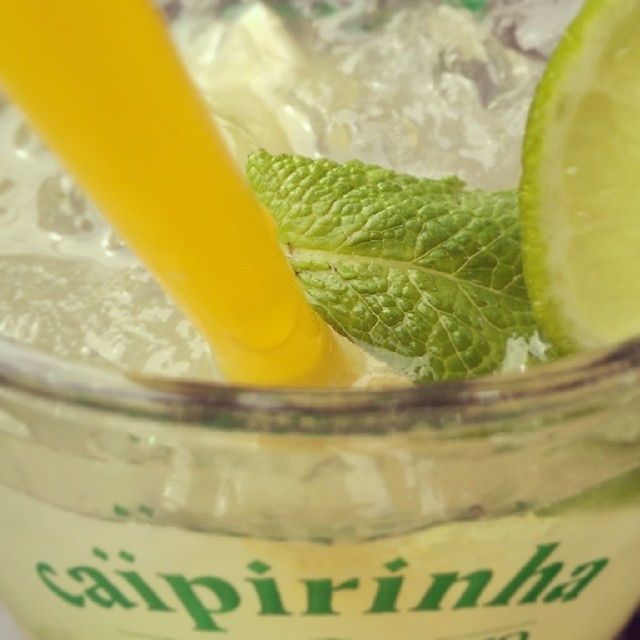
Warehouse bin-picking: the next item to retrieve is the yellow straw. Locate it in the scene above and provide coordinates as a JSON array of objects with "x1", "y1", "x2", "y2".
[{"x1": 0, "y1": 0, "x2": 358, "y2": 386}]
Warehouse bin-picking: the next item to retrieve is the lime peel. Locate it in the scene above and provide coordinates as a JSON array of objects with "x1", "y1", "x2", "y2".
[{"x1": 520, "y1": 0, "x2": 640, "y2": 353}]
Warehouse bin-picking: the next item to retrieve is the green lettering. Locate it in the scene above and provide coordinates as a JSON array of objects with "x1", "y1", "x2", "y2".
[
  {"x1": 412, "y1": 570, "x2": 492, "y2": 611},
  {"x1": 118, "y1": 571, "x2": 173, "y2": 612},
  {"x1": 36, "y1": 563, "x2": 85, "y2": 608},
  {"x1": 487, "y1": 543, "x2": 562, "y2": 606},
  {"x1": 544, "y1": 558, "x2": 609, "y2": 603},
  {"x1": 162, "y1": 574, "x2": 240, "y2": 632},
  {"x1": 68, "y1": 566, "x2": 136, "y2": 609},
  {"x1": 368, "y1": 576, "x2": 403, "y2": 614},
  {"x1": 303, "y1": 578, "x2": 359, "y2": 615},
  {"x1": 246, "y1": 561, "x2": 290, "y2": 616},
  {"x1": 368, "y1": 558, "x2": 408, "y2": 614},
  {"x1": 518, "y1": 563, "x2": 563, "y2": 604}
]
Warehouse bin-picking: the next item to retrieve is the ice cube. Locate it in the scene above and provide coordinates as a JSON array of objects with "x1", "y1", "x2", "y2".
[
  {"x1": 488, "y1": 0, "x2": 582, "y2": 60},
  {"x1": 289, "y1": 2, "x2": 543, "y2": 189}
]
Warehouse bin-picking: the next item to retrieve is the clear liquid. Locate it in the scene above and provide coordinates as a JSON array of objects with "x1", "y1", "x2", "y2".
[
  {"x1": 2, "y1": 5, "x2": 639, "y2": 639},
  {"x1": 0, "y1": 0, "x2": 578, "y2": 383}
]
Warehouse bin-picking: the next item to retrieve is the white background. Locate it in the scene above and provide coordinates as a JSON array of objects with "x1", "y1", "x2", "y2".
[{"x1": 0, "y1": 608, "x2": 23, "y2": 639}]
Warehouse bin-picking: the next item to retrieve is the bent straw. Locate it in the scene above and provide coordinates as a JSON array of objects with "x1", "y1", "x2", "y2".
[{"x1": 0, "y1": 1, "x2": 358, "y2": 386}]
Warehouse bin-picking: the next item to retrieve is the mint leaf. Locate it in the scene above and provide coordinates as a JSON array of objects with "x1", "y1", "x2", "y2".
[{"x1": 247, "y1": 150, "x2": 544, "y2": 382}]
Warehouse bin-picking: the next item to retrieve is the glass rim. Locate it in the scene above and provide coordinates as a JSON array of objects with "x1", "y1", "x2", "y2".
[
  {"x1": 0, "y1": 5, "x2": 600, "y2": 435},
  {"x1": 1, "y1": 333, "x2": 640, "y2": 433}
]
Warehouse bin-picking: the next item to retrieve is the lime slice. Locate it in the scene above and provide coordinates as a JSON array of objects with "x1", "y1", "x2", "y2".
[{"x1": 520, "y1": 0, "x2": 640, "y2": 353}]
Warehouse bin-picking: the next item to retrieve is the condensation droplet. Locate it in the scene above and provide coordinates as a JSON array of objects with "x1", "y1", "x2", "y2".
[
  {"x1": 37, "y1": 174, "x2": 94, "y2": 235},
  {"x1": 13, "y1": 121, "x2": 47, "y2": 158},
  {"x1": 104, "y1": 230, "x2": 132, "y2": 256},
  {"x1": 0, "y1": 178, "x2": 16, "y2": 223}
]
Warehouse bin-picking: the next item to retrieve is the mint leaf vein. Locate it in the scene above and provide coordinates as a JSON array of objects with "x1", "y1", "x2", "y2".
[{"x1": 247, "y1": 150, "x2": 545, "y2": 382}]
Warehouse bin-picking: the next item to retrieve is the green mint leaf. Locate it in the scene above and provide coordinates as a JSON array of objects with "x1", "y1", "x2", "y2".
[
  {"x1": 457, "y1": 0, "x2": 488, "y2": 12},
  {"x1": 247, "y1": 150, "x2": 545, "y2": 382}
]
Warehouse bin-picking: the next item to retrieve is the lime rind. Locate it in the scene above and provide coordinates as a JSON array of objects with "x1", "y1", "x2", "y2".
[
  {"x1": 519, "y1": 0, "x2": 639, "y2": 354},
  {"x1": 538, "y1": 466, "x2": 640, "y2": 516}
]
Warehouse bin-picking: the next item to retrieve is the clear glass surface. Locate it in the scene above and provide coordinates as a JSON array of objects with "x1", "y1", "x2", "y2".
[{"x1": 0, "y1": 1, "x2": 638, "y2": 639}]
